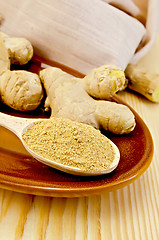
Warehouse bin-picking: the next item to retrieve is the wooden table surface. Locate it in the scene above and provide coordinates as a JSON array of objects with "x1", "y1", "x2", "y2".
[
  {"x1": 0, "y1": 89, "x2": 159, "y2": 240},
  {"x1": 0, "y1": 1, "x2": 159, "y2": 239}
]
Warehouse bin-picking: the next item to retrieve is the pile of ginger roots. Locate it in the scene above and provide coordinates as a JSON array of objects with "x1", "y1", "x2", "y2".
[{"x1": 0, "y1": 31, "x2": 136, "y2": 135}]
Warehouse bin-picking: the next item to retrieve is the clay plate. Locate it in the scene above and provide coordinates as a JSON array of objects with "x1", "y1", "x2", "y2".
[{"x1": 0, "y1": 55, "x2": 154, "y2": 197}]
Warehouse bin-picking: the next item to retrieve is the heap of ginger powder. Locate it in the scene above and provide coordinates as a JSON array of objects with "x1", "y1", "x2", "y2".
[{"x1": 22, "y1": 117, "x2": 116, "y2": 172}]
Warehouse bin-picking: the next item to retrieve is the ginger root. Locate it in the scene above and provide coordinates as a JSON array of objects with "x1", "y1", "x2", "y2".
[
  {"x1": 81, "y1": 65, "x2": 127, "y2": 100},
  {"x1": 0, "y1": 70, "x2": 43, "y2": 111},
  {"x1": 0, "y1": 32, "x2": 43, "y2": 111},
  {"x1": 40, "y1": 67, "x2": 135, "y2": 134},
  {"x1": 0, "y1": 31, "x2": 33, "y2": 65},
  {"x1": 125, "y1": 32, "x2": 159, "y2": 102}
]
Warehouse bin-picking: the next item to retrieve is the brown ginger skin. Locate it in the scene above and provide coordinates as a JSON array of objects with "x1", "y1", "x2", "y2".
[
  {"x1": 40, "y1": 67, "x2": 135, "y2": 134},
  {"x1": 0, "y1": 31, "x2": 33, "y2": 65},
  {"x1": 81, "y1": 65, "x2": 127, "y2": 100},
  {"x1": 125, "y1": 32, "x2": 159, "y2": 102},
  {"x1": 0, "y1": 32, "x2": 43, "y2": 111}
]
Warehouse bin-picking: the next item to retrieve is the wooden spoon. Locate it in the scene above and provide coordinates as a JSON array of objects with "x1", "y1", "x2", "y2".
[{"x1": 0, "y1": 112, "x2": 120, "y2": 176}]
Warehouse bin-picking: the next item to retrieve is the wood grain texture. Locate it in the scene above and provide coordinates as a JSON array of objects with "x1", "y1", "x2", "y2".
[{"x1": 0, "y1": 90, "x2": 159, "y2": 240}]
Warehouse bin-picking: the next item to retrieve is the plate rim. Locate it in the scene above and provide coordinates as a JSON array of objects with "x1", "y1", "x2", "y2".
[
  {"x1": 0, "y1": 56, "x2": 154, "y2": 197},
  {"x1": 0, "y1": 95, "x2": 154, "y2": 197}
]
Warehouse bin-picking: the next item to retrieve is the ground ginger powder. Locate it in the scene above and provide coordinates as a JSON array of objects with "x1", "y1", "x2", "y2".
[{"x1": 22, "y1": 117, "x2": 116, "y2": 172}]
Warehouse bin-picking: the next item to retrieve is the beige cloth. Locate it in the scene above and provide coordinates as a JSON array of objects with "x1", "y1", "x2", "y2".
[{"x1": 0, "y1": 0, "x2": 159, "y2": 74}]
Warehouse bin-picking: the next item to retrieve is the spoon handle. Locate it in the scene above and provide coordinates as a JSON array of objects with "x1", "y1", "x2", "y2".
[{"x1": 0, "y1": 112, "x2": 34, "y2": 137}]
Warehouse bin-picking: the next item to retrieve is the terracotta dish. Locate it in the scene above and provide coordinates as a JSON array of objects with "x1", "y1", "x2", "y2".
[{"x1": 0, "y1": 56, "x2": 154, "y2": 197}]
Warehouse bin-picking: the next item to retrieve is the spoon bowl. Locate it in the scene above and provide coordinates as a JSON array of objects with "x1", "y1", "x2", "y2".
[{"x1": 0, "y1": 112, "x2": 120, "y2": 176}]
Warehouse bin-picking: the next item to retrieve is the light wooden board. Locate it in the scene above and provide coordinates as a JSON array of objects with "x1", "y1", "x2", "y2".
[{"x1": 0, "y1": 90, "x2": 159, "y2": 240}]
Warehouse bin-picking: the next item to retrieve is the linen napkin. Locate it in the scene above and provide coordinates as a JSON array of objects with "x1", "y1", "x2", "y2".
[{"x1": 0, "y1": 0, "x2": 159, "y2": 74}]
